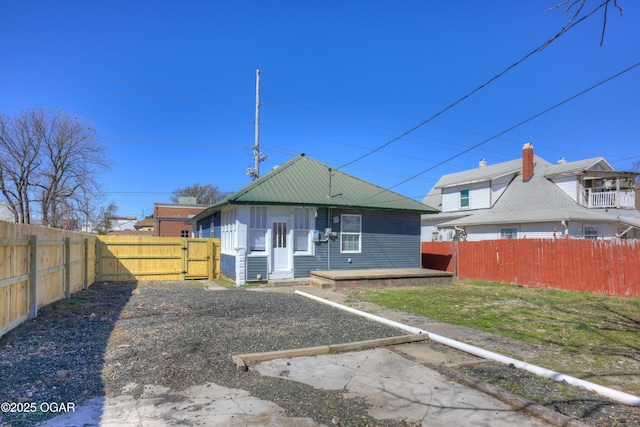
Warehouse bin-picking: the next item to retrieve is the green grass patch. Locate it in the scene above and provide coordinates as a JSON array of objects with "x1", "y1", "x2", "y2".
[
  {"x1": 210, "y1": 277, "x2": 236, "y2": 287},
  {"x1": 348, "y1": 281, "x2": 640, "y2": 379},
  {"x1": 349, "y1": 281, "x2": 639, "y2": 350}
]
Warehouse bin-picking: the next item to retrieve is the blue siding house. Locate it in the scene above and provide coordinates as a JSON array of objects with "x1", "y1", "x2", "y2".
[{"x1": 187, "y1": 154, "x2": 436, "y2": 285}]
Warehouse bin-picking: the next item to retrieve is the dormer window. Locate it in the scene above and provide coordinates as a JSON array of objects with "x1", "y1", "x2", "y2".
[{"x1": 460, "y1": 189, "x2": 470, "y2": 208}]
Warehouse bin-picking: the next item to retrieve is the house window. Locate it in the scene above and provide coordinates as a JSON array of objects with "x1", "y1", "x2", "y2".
[
  {"x1": 221, "y1": 208, "x2": 236, "y2": 254},
  {"x1": 249, "y1": 206, "x2": 267, "y2": 252},
  {"x1": 181, "y1": 230, "x2": 189, "y2": 238},
  {"x1": 293, "y1": 208, "x2": 311, "y2": 253},
  {"x1": 341, "y1": 214, "x2": 361, "y2": 253},
  {"x1": 460, "y1": 189, "x2": 470, "y2": 208},
  {"x1": 584, "y1": 226, "x2": 598, "y2": 240},
  {"x1": 500, "y1": 228, "x2": 517, "y2": 239}
]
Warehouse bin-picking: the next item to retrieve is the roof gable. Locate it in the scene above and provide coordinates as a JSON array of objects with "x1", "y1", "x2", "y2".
[
  {"x1": 544, "y1": 157, "x2": 612, "y2": 178},
  {"x1": 190, "y1": 154, "x2": 436, "y2": 222}
]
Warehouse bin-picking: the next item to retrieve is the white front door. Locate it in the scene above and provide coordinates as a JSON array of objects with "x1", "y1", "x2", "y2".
[{"x1": 271, "y1": 220, "x2": 291, "y2": 277}]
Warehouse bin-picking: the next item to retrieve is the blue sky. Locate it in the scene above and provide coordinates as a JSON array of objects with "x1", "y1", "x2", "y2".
[{"x1": 2, "y1": 1, "x2": 638, "y2": 219}]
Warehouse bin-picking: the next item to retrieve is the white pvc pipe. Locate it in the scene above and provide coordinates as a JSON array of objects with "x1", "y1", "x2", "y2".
[{"x1": 295, "y1": 290, "x2": 640, "y2": 407}]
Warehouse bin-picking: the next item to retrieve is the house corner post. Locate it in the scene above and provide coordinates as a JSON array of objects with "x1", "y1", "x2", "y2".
[
  {"x1": 235, "y1": 248, "x2": 247, "y2": 286},
  {"x1": 28, "y1": 235, "x2": 38, "y2": 320}
]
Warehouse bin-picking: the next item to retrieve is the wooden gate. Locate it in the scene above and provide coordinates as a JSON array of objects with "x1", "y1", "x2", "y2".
[
  {"x1": 97, "y1": 236, "x2": 220, "y2": 281},
  {"x1": 183, "y1": 238, "x2": 215, "y2": 279}
]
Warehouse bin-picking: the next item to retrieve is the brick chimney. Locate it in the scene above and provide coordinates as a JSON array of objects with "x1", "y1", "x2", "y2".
[{"x1": 522, "y1": 142, "x2": 534, "y2": 182}]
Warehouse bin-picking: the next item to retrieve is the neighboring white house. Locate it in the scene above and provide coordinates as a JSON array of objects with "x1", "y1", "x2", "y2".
[
  {"x1": 0, "y1": 202, "x2": 14, "y2": 222},
  {"x1": 108, "y1": 216, "x2": 137, "y2": 231},
  {"x1": 422, "y1": 143, "x2": 640, "y2": 241}
]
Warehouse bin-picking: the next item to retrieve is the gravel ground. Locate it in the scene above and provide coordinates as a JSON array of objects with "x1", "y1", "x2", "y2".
[{"x1": 1, "y1": 281, "x2": 638, "y2": 427}]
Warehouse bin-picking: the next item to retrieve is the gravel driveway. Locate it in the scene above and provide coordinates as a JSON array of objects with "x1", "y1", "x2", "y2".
[
  {"x1": 1, "y1": 281, "x2": 409, "y2": 426},
  {"x1": 1, "y1": 281, "x2": 638, "y2": 426}
]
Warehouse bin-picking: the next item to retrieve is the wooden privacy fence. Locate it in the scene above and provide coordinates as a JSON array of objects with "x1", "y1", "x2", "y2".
[
  {"x1": 422, "y1": 239, "x2": 640, "y2": 297},
  {"x1": 96, "y1": 235, "x2": 220, "y2": 282},
  {"x1": 0, "y1": 221, "x2": 97, "y2": 337},
  {"x1": 1, "y1": 221, "x2": 221, "y2": 338}
]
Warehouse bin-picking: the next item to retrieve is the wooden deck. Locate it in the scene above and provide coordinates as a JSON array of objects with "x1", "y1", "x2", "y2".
[{"x1": 308, "y1": 268, "x2": 453, "y2": 290}]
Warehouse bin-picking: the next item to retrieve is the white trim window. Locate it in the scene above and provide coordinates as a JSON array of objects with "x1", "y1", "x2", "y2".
[
  {"x1": 221, "y1": 208, "x2": 236, "y2": 254},
  {"x1": 340, "y1": 214, "x2": 361, "y2": 253},
  {"x1": 460, "y1": 189, "x2": 470, "y2": 208},
  {"x1": 293, "y1": 208, "x2": 311, "y2": 254},
  {"x1": 249, "y1": 206, "x2": 267, "y2": 252}
]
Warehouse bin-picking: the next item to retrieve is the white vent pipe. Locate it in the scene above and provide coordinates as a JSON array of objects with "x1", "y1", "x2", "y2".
[{"x1": 295, "y1": 290, "x2": 640, "y2": 407}]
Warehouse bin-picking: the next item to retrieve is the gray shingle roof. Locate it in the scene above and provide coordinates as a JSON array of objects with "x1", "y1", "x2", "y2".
[
  {"x1": 188, "y1": 154, "x2": 437, "y2": 223},
  {"x1": 439, "y1": 162, "x2": 619, "y2": 227},
  {"x1": 543, "y1": 157, "x2": 610, "y2": 178},
  {"x1": 432, "y1": 156, "x2": 550, "y2": 189}
]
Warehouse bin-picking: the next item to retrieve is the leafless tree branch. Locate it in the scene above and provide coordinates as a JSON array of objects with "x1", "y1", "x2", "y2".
[
  {"x1": 0, "y1": 107, "x2": 110, "y2": 227},
  {"x1": 543, "y1": 0, "x2": 624, "y2": 51}
]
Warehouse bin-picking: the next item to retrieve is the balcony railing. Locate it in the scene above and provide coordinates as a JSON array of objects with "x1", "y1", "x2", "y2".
[{"x1": 587, "y1": 189, "x2": 636, "y2": 208}]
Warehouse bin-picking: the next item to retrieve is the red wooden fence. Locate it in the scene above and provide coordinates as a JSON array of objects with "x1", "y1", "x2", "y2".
[{"x1": 422, "y1": 239, "x2": 640, "y2": 297}]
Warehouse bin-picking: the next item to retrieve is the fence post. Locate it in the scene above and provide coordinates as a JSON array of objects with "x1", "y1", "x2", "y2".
[
  {"x1": 95, "y1": 239, "x2": 102, "y2": 282},
  {"x1": 64, "y1": 237, "x2": 71, "y2": 299},
  {"x1": 181, "y1": 239, "x2": 187, "y2": 280},
  {"x1": 83, "y1": 238, "x2": 89, "y2": 290},
  {"x1": 28, "y1": 235, "x2": 38, "y2": 320},
  {"x1": 208, "y1": 239, "x2": 214, "y2": 281},
  {"x1": 453, "y1": 241, "x2": 458, "y2": 279}
]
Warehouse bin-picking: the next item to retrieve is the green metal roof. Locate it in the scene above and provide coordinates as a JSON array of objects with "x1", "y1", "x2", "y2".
[{"x1": 188, "y1": 154, "x2": 436, "y2": 223}]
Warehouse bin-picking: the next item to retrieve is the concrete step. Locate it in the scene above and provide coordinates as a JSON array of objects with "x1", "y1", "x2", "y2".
[
  {"x1": 309, "y1": 276, "x2": 334, "y2": 289},
  {"x1": 265, "y1": 278, "x2": 310, "y2": 287}
]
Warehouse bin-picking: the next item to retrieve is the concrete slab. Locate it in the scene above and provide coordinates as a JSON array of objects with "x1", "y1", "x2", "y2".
[
  {"x1": 253, "y1": 348, "x2": 551, "y2": 427},
  {"x1": 37, "y1": 383, "x2": 320, "y2": 427}
]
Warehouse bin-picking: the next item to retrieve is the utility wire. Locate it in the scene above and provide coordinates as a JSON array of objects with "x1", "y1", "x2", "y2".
[
  {"x1": 337, "y1": 0, "x2": 609, "y2": 170},
  {"x1": 382, "y1": 60, "x2": 640, "y2": 193}
]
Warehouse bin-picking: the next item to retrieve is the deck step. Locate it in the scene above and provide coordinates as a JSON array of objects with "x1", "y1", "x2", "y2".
[{"x1": 309, "y1": 277, "x2": 333, "y2": 289}]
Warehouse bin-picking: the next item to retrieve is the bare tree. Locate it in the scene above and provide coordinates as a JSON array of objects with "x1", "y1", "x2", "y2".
[
  {"x1": 0, "y1": 109, "x2": 43, "y2": 223},
  {"x1": 171, "y1": 183, "x2": 230, "y2": 205},
  {"x1": 93, "y1": 201, "x2": 118, "y2": 235},
  {"x1": 0, "y1": 107, "x2": 109, "y2": 225}
]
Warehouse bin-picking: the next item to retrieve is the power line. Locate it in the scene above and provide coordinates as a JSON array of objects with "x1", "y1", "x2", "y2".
[
  {"x1": 337, "y1": 0, "x2": 609, "y2": 170},
  {"x1": 383, "y1": 60, "x2": 640, "y2": 192}
]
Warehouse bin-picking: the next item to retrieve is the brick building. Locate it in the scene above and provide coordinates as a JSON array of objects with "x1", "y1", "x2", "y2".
[{"x1": 153, "y1": 203, "x2": 207, "y2": 237}]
